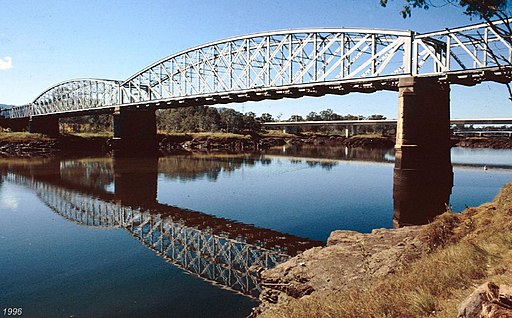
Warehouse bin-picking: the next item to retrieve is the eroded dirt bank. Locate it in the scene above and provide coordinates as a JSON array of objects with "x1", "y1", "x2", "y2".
[{"x1": 2, "y1": 133, "x2": 510, "y2": 157}]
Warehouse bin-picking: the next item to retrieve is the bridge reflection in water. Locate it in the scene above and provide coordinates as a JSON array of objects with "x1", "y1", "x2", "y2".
[
  {"x1": 0, "y1": 147, "x2": 454, "y2": 295},
  {"x1": 1, "y1": 157, "x2": 322, "y2": 298}
]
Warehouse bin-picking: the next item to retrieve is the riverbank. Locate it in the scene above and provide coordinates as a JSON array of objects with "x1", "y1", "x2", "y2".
[
  {"x1": 0, "y1": 131, "x2": 511, "y2": 157},
  {"x1": 251, "y1": 182, "x2": 512, "y2": 317}
]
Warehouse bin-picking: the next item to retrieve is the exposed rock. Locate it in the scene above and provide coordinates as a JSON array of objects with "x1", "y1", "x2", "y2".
[
  {"x1": 458, "y1": 282, "x2": 512, "y2": 318},
  {"x1": 252, "y1": 226, "x2": 427, "y2": 316}
]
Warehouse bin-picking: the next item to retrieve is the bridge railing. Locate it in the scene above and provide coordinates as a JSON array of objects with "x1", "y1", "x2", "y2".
[{"x1": 415, "y1": 19, "x2": 512, "y2": 75}]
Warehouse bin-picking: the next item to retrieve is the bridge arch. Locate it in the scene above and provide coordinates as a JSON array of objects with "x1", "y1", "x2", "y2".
[
  {"x1": 120, "y1": 28, "x2": 414, "y2": 105},
  {"x1": 30, "y1": 78, "x2": 121, "y2": 116}
]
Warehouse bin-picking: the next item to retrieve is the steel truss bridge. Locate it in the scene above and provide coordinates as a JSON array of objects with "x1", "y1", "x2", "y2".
[
  {"x1": 3, "y1": 171, "x2": 320, "y2": 298},
  {"x1": 2, "y1": 19, "x2": 512, "y2": 119}
]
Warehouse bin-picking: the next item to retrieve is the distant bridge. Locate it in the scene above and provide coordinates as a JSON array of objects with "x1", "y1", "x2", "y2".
[{"x1": 262, "y1": 118, "x2": 512, "y2": 135}]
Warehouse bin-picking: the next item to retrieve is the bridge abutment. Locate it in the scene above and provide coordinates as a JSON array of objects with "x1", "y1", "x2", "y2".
[
  {"x1": 29, "y1": 116, "x2": 60, "y2": 137},
  {"x1": 112, "y1": 107, "x2": 157, "y2": 156},
  {"x1": 393, "y1": 77, "x2": 453, "y2": 227}
]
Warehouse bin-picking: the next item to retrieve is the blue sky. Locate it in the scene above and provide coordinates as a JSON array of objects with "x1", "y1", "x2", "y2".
[{"x1": 1, "y1": 0, "x2": 510, "y2": 119}]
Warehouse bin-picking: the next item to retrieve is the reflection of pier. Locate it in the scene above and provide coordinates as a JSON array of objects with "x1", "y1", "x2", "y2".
[{"x1": 3, "y1": 160, "x2": 321, "y2": 298}]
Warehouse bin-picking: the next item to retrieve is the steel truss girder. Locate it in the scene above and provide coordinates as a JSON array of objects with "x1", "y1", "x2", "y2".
[
  {"x1": 2, "y1": 21, "x2": 511, "y2": 120},
  {"x1": 415, "y1": 19, "x2": 512, "y2": 75},
  {"x1": 120, "y1": 28, "x2": 412, "y2": 105}
]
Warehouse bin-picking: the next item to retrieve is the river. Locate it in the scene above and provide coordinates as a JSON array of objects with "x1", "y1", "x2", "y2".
[{"x1": 1, "y1": 146, "x2": 511, "y2": 317}]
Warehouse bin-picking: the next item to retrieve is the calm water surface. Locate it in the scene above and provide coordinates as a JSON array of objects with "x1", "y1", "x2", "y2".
[{"x1": 1, "y1": 146, "x2": 511, "y2": 317}]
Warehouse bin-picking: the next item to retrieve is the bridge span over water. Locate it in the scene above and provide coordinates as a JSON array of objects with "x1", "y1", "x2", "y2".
[
  {"x1": 1, "y1": 20, "x2": 512, "y2": 140},
  {"x1": 1, "y1": 19, "x2": 511, "y2": 226}
]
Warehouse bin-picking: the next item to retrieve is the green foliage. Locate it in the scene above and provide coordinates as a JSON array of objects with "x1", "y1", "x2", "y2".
[
  {"x1": 157, "y1": 106, "x2": 262, "y2": 134},
  {"x1": 380, "y1": 0, "x2": 509, "y2": 19},
  {"x1": 60, "y1": 114, "x2": 112, "y2": 133},
  {"x1": 258, "y1": 113, "x2": 275, "y2": 122}
]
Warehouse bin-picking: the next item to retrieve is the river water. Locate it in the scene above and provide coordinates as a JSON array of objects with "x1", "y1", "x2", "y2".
[{"x1": 1, "y1": 146, "x2": 511, "y2": 317}]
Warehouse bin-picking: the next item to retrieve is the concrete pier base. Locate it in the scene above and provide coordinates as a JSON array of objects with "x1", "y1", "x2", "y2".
[
  {"x1": 112, "y1": 107, "x2": 157, "y2": 156},
  {"x1": 393, "y1": 77, "x2": 453, "y2": 227},
  {"x1": 29, "y1": 116, "x2": 60, "y2": 137}
]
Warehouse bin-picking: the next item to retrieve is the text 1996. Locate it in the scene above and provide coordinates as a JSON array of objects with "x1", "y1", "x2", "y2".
[{"x1": 3, "y1": 308, "x2": 22, "y2": 316}]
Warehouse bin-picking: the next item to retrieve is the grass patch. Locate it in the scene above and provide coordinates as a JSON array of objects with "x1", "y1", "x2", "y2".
[
  {"x1": 62, "y1": 132, "x2": 112, "y2": 138},
  {"x1": 261, "y1": 243, "x2": 488, "y2": 318},
  {"x1": 159, "y1": 131, "x2": 252, "y2": 139},
  {"x1": 261, "y1": 129, "x2": 296, "y2": 138},
  {"x1": 351, "y1": 133, "x2": 388, "y2": 139},
  {"x1": 0, "y1": 132, "x2": 52, "y2": 142},
  {"x1": 260, "y1": 183, "x2": 512, "y2": 318},
  {"x1": 190, "y1": 132, "x2": 251, "y2": 139}
]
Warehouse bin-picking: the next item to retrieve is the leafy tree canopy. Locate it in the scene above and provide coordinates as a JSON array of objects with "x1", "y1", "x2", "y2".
[{"x1": 380, "y1": 0, "x2": 509, "y2": 19}]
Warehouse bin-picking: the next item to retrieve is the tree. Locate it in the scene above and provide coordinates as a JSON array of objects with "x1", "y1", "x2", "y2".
[
  {"x1": 381, "y1": 0, "x2": 512, "y2": 100},
  {"x1": 306, "y1": 111, "x2": 322, "y2": 121},
  {"x1": 367, "y1": 114, "x2": 387, "y2": 120},
  {"x1": 379, "y1": 0, "x2": 509, "y2": 20},
  {"x1": 257, "y1": 113, "x2": 275, "y2": 123},
  {"x1": 219, "y1": 108, "x2": 244, "y2": 133},
  {"x1": 288, "y1": 115, "x2": 304, "y2": 122},
  {"x1": 243, "y1": 112, "x2": 261, "y2": 131}
]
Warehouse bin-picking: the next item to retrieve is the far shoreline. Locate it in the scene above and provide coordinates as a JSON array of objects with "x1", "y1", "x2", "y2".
[{"x1": 0, "y1": 131, "x2": 511, "y2": 157}]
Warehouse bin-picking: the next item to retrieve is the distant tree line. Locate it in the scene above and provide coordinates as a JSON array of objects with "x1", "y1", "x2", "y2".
[
  {"x1": 58, "y1": 106, "x2": 390, "y2": 135},
  {"x1": 282, "y1": 108, "x2": 386, "y2": 122},
  {"x1": 156, "y1": 106, "x2": 265, "y2": 133}
]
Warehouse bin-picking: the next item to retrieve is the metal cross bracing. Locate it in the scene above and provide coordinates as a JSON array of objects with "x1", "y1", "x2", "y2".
[
  {"x1": 1, "y1": 19, "x2": 511, "y2": 120},
  {"x1": 1, "y1": 79, "x2": 121, "y2": 119},
  {"x1": 4, "y1": 172, "x2": 292, "y2": 297},
  {"x1": 414, "y1": 19, "x2": 512, "y2": 83},
  {"x1": 120, "y1": 28, "x2": 413, "y2": 105}
]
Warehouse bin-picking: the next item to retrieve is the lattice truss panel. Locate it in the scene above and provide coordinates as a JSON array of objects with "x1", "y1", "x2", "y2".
[
  {"x1": 6, "y1": 173, "x2": 122, "y2": 227},
  {"x1": 121, "y1": 29, "x2": 412, "y2": 103},
  {"x1": 5, "y1": 79, "x2": 121, "y2": 119},
  {"x1": 415, "y1": 20, "x2": 512, "y2": 74},
  {"x1": 4, "y1": 173, "x2": 290, "y2": 297},
  {"x1": 0, "y1": 104, "x2": 32, "y2": 119},
  {"x1": 125, "y1": 210, "x2": 290, "y2": 297}
]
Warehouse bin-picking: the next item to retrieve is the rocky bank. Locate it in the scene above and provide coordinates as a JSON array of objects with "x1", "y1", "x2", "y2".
[{"x1": 251, "y1": 226, "x2": 428, "y2": 316}]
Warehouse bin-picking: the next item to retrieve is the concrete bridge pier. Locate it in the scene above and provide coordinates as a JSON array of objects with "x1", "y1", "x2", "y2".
[
  {"x1": 28, "y1": 116, "x2": 60, "y2": 137},
  {"x1": 112, "y1": 107, "x2": 157, "y2": 156},
  {"x1": 344, "y1": 125, "x2": 358, "y2": 137},
  {"x1": 393, "y1": 77, "x2": 453, "y2": 227}
]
